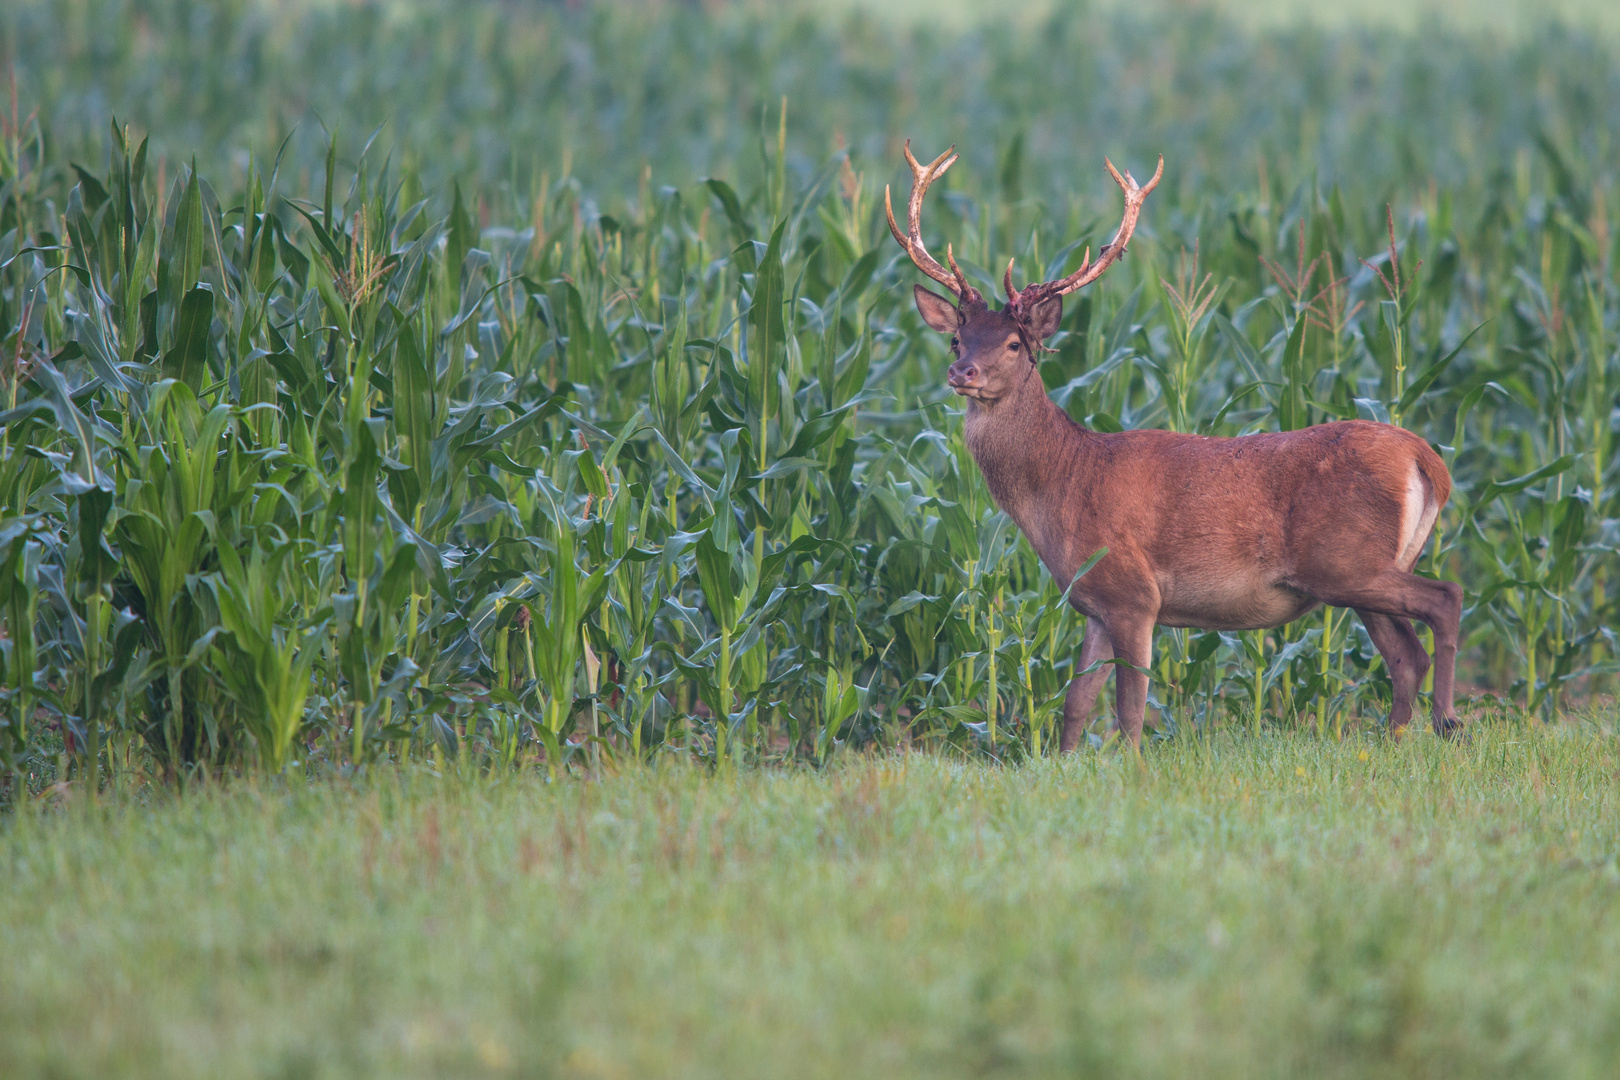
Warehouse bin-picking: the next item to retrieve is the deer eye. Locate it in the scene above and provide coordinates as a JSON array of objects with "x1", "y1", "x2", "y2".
[
  {"x1": 1008, "y1": 339, "x2": 1022, "y2": 352},
  {"x1": 949, "y1": 336, "x2": 959, "y2": 350}
]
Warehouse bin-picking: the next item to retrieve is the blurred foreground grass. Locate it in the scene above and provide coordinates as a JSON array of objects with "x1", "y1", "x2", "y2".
[
  {"x1": 835, "y1": 0, "x2": 1620, "y2": 33},
  {"x1": 3, "y1": 719, "x2": 1618, "y2": 1079}
]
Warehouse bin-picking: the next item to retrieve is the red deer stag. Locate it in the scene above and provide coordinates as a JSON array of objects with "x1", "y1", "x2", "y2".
[{"x1": 886, "y1": 141, "x2": 1462, "y2": 748}]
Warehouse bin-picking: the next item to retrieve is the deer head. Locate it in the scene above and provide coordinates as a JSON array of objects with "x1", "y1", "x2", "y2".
[{"x1": 885, "y1": 141, "x2": 1163, "y2": 405}]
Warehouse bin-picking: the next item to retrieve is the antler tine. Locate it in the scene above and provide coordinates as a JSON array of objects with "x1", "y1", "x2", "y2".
[
  {"x1": 945, "y1": 244, "x2": 974, "y2": 299},
  {"x1": 885, "y1": 139, "x2": 974, "y2": 298},
  {"x1": 1015, "y1": 155, "x2": 1165, "y2": 304},
  {"x1": 1003, "y1": 258, "x2": 1019, "y2": 306}
]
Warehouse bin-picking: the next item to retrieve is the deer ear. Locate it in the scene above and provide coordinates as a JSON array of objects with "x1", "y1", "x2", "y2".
[
  {"x1": 913, "y1": 285, "x2": 960, "y2": 333},
  {"x1": 1028, "y1": 294, "x2": 1063, "y2": 340}
]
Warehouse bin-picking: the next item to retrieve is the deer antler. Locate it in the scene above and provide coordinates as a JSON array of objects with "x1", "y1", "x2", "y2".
[
  {"x1": 885, "y1": 140, "x2": 981, "y2": 305},
  {"x1": 1004, "y1": 155, "x2": 1164, "y2": 312}
]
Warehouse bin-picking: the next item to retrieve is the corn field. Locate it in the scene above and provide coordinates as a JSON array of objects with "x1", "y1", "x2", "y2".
[{"x1": 1, "y1": 1, "x2": 1618, "y2": 792}]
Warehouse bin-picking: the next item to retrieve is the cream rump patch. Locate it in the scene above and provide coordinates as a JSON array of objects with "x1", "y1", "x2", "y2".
[{"x1": 1395, "y1": 462, "x2": 1439, "y2": 570}]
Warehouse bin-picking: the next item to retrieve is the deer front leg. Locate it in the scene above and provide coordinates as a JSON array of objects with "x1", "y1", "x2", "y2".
[
  {"x1": 1060, "y1": 624, "x2": 1113, "y2": 753},
  {"x1": 1106, "y1": 614, "x2": 1156, "y2": 749}
]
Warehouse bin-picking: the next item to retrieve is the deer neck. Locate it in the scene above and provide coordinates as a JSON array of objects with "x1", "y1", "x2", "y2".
[{"x1": 960, "y1": 365, "x2": 1090, "y2": 563}]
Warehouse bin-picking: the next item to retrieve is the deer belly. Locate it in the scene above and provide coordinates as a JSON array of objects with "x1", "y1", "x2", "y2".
[{"x1": 1156, "y1": 571, "x2": 1320, "y2": 631}]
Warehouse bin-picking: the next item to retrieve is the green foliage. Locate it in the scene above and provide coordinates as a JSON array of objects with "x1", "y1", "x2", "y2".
[{"x1": 0, "y1": 2, "x2": 1617, "y2": 790}]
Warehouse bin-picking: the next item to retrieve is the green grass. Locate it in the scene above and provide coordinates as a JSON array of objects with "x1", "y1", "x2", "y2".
[
  {"x1": 4, "y1": 720, "x2": 1619, "y2": 1078},
  {"x1": 836, "y1": 0, "x2": 1620, "y2": 33}
]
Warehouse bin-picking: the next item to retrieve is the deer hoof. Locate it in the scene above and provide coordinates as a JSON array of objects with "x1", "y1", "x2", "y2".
[{"x1": 1433, "y1": 715, "x2": 1468, "y2": 742}]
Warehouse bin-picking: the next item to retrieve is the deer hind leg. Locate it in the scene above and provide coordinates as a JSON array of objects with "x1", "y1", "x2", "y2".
[
  {"x1": 1416, "y1": 577, "x2": 1464, "y2": 737},
  {"x1": 1395, "y1": 475, "x2": 1463, "y2": 735},
  {"x1": 1060, "y1": 625, "x2": 1113, "y2": 753},
  {"x1": 1357, "y1": 610, "x2": 1429, "y2": 735},
  {"x1": 1344, "y1": 574, "x2": 1464, "y2": 737}
]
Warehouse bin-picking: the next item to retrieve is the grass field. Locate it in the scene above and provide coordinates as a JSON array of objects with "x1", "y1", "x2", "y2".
[
  {"x1": 837, "y1": 0, "x2": 1620, "y2": 32},
  {"x1": 4, "y1": 720, "x2": 1618, "y2": 1078}
]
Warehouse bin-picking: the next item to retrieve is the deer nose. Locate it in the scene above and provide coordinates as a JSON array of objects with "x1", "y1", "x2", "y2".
[{"x1": 947, "y1": 360, "x2": 980, "y2": 388}]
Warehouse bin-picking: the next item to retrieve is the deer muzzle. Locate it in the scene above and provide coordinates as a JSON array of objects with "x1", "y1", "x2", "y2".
[{"x1": 947, "y1": 360, "x2": 981, "y2": 394}]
